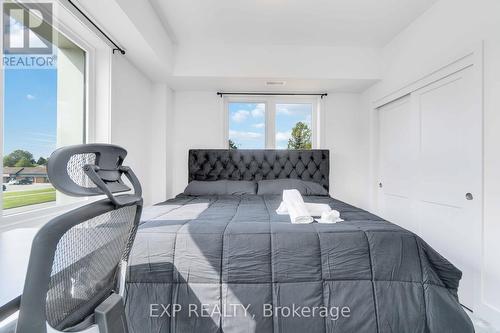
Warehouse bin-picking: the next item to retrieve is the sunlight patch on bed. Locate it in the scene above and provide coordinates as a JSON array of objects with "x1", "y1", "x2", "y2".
[{"x1": 157, "y1": 203, "x2": 210, "y2": 221}]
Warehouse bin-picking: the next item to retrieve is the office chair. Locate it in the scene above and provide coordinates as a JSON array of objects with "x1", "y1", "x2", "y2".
[{"x1": 15, "y1": 144, "x2": 143, "y2": 333}]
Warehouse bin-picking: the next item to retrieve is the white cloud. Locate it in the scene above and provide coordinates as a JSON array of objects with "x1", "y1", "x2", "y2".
[
  {"x1": 231, "y1": 110, "x2": 250, "y2": 123},
  {"x1": 232, "y1": 104, "x2": 265, "y2": 123},
  {"x1": 8, "y1": 16, "x2": 49, "y2": 49},
  {"x1": 253, "y1": 123, "x2": 265, "y2": 129},
  {"x1": 9, "y1": 18, "x2": 24, "y2": 48},
  {"x1": 229, "y1": 130, "x2": 262, "y2": 140},
  {"x1": 276, "y1": 104, "x2": 312, "y2": 116},
  {"x1": 26, "y1": 94, "x2": 35, "y2": 100},
  {"x1": 251, "y1": 104, "x2": 265, "y2": 118},
  {"x1": 276, "y1": 131, "x2": 291, "y2": 142},
  {"x1": 276, "y1": 106, "x2": 292, "y2": 115}
]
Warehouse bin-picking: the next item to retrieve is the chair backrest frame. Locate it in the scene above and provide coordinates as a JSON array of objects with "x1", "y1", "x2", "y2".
[
  {"x1": 16, "y1": 144, "x2": 143, "y2": 333},
  {"x1": 16, "y1": 198, "x2": 142, "y2": 333}
]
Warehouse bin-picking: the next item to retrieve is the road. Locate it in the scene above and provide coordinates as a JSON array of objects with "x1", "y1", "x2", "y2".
[{"x1": 3, "y1": 183, "x2": 54, "y2": 192}]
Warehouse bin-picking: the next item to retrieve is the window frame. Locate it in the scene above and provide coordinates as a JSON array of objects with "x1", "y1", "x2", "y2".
[
  {"x1": 224, "y1": 95, "x2": 321, "y2": 149},
  {"x1": 0, "y1": 2, "x2": 111, "y2": 229}
]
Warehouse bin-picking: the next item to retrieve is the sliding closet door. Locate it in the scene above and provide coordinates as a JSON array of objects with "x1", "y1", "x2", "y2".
[
  {"x1": 377, "y1": 66, "x2": 481, "y2": 310},
  {"x1": 377, "y1": 96, "x2": 418, "y2": 232},
  {"x1": 412, "y1": 66, "x2": 481, "y2": 309}
]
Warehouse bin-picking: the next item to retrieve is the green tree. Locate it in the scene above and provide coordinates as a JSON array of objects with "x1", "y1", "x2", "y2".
[
  {"x1": 287, "y1": 122, "x2": 312, "y2": 149},
  {"x1": 3, "y1": 150, "x2": 35, "y2": 167},
  {"x1": 228, "y1": 139, "x2": 238, "y2": 150},
  {"x1": 36, "y1": 157, "x2": 48, "y2": 165},
  {"x1": 15, "y1": 157, "x2": 35, "y2": 167}
]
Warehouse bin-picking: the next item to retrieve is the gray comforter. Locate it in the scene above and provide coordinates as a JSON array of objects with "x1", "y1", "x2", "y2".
[{"x1": 125, "y1": 194, "x2": 473, "y2": 333}]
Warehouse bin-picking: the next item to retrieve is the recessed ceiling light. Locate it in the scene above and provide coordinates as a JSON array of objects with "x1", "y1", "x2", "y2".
[{"x1": 265, "y1": 81, "x2": 286, "y2": 86}]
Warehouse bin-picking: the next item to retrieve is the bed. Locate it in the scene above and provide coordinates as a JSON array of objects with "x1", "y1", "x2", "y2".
[{"x1": 124, "y1": 149, "x2": 473, "y2": 333}]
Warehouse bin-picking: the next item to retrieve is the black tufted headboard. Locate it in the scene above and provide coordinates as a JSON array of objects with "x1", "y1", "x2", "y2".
[{"x1": 188, "y1": 149, "x2": 330, "y2": 191}]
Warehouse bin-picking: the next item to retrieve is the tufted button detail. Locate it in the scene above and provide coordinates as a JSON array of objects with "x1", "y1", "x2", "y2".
[{"x1": 189, "y1": 149, "x2": 329, "y2": 191}]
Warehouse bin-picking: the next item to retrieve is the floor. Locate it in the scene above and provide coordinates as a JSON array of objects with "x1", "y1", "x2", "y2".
[{"x1": 0, "y1": 228, "x2": 36, "y2": 308}]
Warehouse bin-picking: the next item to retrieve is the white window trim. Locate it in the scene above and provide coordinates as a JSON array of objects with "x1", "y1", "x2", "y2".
[
  {"x1": 0, "y1": 2, "x2": 112, "y2": 230},
  {"x1": 224, "y1": 95, "x2": 321, "y2": 149}
]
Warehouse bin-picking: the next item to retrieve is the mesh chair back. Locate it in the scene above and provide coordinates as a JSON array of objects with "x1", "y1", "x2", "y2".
[
  {"x1": 46, "y1": 205, "x2": 138, "y2": 329},
  {"x1": 16, "y1": 144, "x2": 143, "y2": 333}
]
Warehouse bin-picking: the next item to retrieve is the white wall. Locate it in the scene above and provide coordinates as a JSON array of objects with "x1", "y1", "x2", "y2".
[
  {"x1": 56, "y1": 46, "x2": 86, "y2": 206},
  {"x1": 322, "y1": 94, "x2": 370, "y2": 208},
  {"x1": 164, "y1": 88, "x2": 175, "y2": 199},
  {"x1": 170, "y1": 91, "x2": 224, "y2": 195},
  {"x1": 76, "y1": 0, "x2": 174, "y2": 81},
  {"x1": 73, "y1": 0, "x2": 177, "y2": 205},
  {"x1": 363, "y1": 0, "x2": 500, "y2": 326},
  {"x1": 150, "y1": 83, "x2": 174, "y2": 203},
  {"x1": 110, "y1": 56, "x2": 173, "y2": 206}
]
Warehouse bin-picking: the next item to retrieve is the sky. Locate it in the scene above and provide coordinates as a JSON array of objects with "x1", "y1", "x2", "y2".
[
  {"x1": 228, "y1": 102, "x2": 312, "y2": 149},
  {"x1": 2, "y1": 13, "x2": 58, "y2": 161},
  {"x1": 3, "y1": 68, "x2": 58, "y2": 160},
  {"x1": 3, "y1": 13, "x2": 57, "y2": 160}
]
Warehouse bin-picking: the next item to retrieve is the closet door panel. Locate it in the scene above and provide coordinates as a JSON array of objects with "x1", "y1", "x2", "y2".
[
  {"x1": 377, "y1": 96, "x2": 418, "y2": 232},
  {"x1": 413, "y1": 66, "x2": 480, "y2": 309},
  {"x1": 376, "y1": 65, "x2": 481, "y2": 310}
]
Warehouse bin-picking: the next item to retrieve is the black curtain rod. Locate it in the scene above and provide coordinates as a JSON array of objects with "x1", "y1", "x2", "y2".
[
  {"x1": 66, "y1": 0, "x2": 126, "y2": 55},
  {"x1": 217, "y1": 92, "x2": 328, "y2": 99}
]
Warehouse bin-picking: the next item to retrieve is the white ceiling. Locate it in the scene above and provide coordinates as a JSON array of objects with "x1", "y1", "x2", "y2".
[{"x1": 151, "y1": 0, "x2": 437, "y2": 47}]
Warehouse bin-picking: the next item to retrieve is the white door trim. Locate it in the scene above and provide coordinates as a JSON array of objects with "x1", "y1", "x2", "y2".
[
  {"x1": 373, "y1": 42, "x2": 483, "y2": 109},
  {"x1": 370, "y1": 41, "x2": 487, "y2": 318}
]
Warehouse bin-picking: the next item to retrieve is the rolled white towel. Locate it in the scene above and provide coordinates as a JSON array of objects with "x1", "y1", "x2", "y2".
[
  {"x1": 318, "y1": 210, "x2": 342, "y2": 223},
  {"x1": 306, "y1": 203, "x2": 332, "y2": 217},
  {"x1": 276, "y1": 202, "x2": 332, "y2": 217},
  {"x1": 276, "y1": 201, "x2": 288, "y2": 214},
  {"x1": 282, "y1": 189, "x2": 314, "y2": 224}
]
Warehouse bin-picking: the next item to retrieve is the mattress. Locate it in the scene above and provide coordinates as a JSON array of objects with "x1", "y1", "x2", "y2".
[{"x1": 125, "y1": 194, "x2": 473, "y2": 333}]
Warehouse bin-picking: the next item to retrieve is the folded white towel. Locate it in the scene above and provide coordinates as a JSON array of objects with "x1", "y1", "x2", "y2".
[
  {"x1": 282, "y1": 189, "x2": 314, "y2": 224},
  {"x1": 317, "y1": 210, "x2": 343, "y2": 223},
  {"x1": 276, "y1": 201, "x2": 288, "y2": 214},
  {"x1": 276, "y1": 202, "x2": 332, "y2": 217}
]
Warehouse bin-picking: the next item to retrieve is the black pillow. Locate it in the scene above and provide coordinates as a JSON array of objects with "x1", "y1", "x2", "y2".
[
  {"x1": 184, "y1": 180, "x2": 257, "y2": 196},
  {"x1": 257, "y1": 179, "x2": 328, "y2": 196}
]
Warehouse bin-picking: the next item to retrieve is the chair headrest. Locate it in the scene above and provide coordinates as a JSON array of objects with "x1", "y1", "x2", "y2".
[{"x1": 47, "y1": 144, "x2": 135, "y2": 198}]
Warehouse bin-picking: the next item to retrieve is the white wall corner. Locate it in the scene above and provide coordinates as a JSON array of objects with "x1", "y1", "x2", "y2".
[
  {"x1": 73, "y1": 0, "x2": 174, "y2": 82},
  {"x1": 150, "y1": 83, "x2": 175, "y2": 203},
  {"x1": 322, "y1": 92, "x2": 370, "y2": 209}
]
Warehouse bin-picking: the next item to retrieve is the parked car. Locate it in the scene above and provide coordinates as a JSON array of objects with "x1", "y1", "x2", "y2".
[
  {"x1": 17, "y1": 178, "x2": 33, "y2": 185},
  {"x1": 8, "y1": 178, "x2": 33, "y2": 185}
]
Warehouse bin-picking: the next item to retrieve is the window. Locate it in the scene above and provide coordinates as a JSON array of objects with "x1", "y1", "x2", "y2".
[
  {"x1": 275, "y1": 103, "x2": 313, "y2": 149},
  {"x1": 228, "y1": 102, "x2": 266, "y2": 149},
  {"x1": 226, "y1": 97, "x2": 318, "y2": 149},
  {"x1": 2, "y1": 6, "x2": 87, "y2": 215}
]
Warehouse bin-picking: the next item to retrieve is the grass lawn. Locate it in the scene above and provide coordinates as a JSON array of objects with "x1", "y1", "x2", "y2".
[{"x1": 3, "y1": 187, "x2": 56, "y2": 210}]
